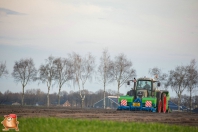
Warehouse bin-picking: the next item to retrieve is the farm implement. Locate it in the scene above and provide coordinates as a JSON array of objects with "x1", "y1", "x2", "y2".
[{"x1": 117, "y1": 77, "x2": 170, "y2": 113}]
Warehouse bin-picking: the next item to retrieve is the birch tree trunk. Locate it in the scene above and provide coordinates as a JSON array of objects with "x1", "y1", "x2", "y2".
[
  {"x1": 22, "y1": 85, "x2": 25, "y2": 106},
  {"x1": 58, "y1": 86, "x2": 61, "y2": 105},
  {"x1": 190, "y1": 87, "x2": 192, "y2": 112},
  {"x1": 103, "y1": 82, "x2": 106, "y2": 109},
  {"x1": 47, "y1": 86, "x2": 50, "y2": 107}
]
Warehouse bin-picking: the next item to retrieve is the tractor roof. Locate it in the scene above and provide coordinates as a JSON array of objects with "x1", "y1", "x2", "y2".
[{"x1": 137, "y1": 77, "x2": 158, "y2": 82}]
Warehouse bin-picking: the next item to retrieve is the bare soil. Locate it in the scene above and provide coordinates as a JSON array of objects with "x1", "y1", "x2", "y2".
[{"x1": 0, "y1": 105, "x2": 198, "y2": 127}]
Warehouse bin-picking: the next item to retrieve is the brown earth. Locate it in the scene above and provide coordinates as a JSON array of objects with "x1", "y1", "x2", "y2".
[{"x1": 0, "y1": 105, "x2": 198, "y2": 127}]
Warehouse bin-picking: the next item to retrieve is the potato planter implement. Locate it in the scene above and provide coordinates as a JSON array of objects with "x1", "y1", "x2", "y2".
[{"x1": 117, "y1": 77, "x2": 169, "y2": 113}]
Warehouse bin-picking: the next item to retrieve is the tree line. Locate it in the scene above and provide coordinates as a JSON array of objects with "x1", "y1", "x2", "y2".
[
  {"x1": 1, "y1": 88, "x2": 197, "y2": 110},
  {"x1": 0, "y1": 50, "x2": 198, "y2": 110},
  {"x1": 0, "y1": 50, "x2": 136, "y2": 108},
  {"x1": 148, "y1": 60, "x2": 198, "y2": 110},
  {"x1": 0, "y1": 88, "x2": 119, "y2": 107}
]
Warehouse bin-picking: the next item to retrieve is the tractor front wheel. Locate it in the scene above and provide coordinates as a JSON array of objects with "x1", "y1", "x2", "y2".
[{"x1": 162, "y1": 93, "x2": 167, "y2": 113}]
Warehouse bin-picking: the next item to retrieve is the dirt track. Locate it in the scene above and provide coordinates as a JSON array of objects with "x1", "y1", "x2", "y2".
[{"x1": 0, "y1": 106, "x2": 198, "y2": 127}]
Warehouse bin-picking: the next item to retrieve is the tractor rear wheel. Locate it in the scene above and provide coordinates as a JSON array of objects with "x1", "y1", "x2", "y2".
[
  {"x1": 157, "y1": 100, "x2": 162, "y2": 113},
  {"x1": 156, "y1": 91, "x2": 162, "y2": 113},
  {"x1": 161, "y1": 93, "x2": 167, "y2": 113}
]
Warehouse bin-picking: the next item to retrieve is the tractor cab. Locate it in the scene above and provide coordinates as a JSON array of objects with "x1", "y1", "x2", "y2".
[
  {"x1": 127, "y1": 78, "x2": 160, "y2": 99},
  {"x1": 136, "y1": 78, "x2": 160, "y2": 98}
]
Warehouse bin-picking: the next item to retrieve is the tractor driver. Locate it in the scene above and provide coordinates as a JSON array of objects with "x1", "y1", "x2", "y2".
[{"x1": 143, "y1": 81, "x2": 150, "y2": 89}]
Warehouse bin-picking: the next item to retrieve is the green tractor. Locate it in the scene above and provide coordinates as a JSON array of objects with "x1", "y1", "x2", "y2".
[{"x1": 117, "y1": 77, "x2": 169, "y2": 113}]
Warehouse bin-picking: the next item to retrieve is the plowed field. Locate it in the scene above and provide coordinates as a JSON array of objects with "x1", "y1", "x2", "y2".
[{"x1": 0, "y1": 106, "x2": 198, "y2": 127}]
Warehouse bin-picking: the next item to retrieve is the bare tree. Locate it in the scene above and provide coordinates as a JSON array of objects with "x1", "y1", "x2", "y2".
[
  {"x1": 97, "y1": 49, "x2": 113, "y2": 109},
  {"x1": 149, "y1": 67, "x2": 168, "y2": 89},
  {"x1": 111, "y1": 53, "x2": 136, "y2": 97},
  {"x1": 12, "y1": 58, "x2": 37, "y2": 105},
  {"x1": 107, "y1": 89, "x2": 118, "y2": 95},
  {"x1": 166, "y1": 65, "x2": 188, "y2": 110},
  {"x1": 186, "y1": 59, "x2": 198, "y2": 111},
  {"x1": 69, "y1": 52, "x2": 95, "y2": 108},
  {"x1": 0, "y1": 62, "x2": 8, "y2": 78},
  {"x1": 39, "y1": 56, "x2": 55, "y2": 107},
  {"x1": 149, "y1": 67, "x2": 167, "y2": 80},
  {"x1": 53, "y1": 57, "x2": 73, "y2": 105}
]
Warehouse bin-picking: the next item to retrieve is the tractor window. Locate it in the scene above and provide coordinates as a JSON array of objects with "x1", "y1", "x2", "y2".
[{"x1": 136, "y1": 80, "x2": 151, "y2": 90}]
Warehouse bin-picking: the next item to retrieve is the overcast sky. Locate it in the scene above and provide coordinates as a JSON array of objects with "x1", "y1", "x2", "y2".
[{"x1": 0, "y1": 0, "x2": 198, "y2": 97}]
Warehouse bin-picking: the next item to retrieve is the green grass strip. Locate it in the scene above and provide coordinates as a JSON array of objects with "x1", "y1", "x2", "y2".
[{"x1": 0, "y1": 117, "x2": 197, "y2": 132}]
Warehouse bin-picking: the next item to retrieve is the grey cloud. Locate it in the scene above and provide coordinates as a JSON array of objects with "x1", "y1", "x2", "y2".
[
  {"x1": 76, "y1": 41, "x2": 98, "y2": 45},
  {"x1": 0, "y1": 36, "x2": 35, "y2": 41},
  {"x1": 0, "y1": 8, "x2": 25, "y2": 15},
  {"x1": 168, "y1": 53, "x2": 193, "y2": 57},
  {"x1": 0, "y1": 36, "x2": 20, "y2": 40},
  {"x1": 98, "y1": 17, "x2": 106, "y2": 20}
]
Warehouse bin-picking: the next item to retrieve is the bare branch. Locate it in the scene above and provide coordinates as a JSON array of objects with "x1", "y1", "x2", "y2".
[
  {"x1": 166, "y1": 65, "x2": 188, "y2": 110},
  {"x1": 53, "y1": 57, "x2": 73, "y2": 105},
  {"x1": 69, "y1": 52, "x2": 95, "y2": 108},
  {"x1": 0, "y1": 61, "x2": 9, "y2": 78},
  {"x1": 186, "y1": 59, "x2": 198, "y2": 111},
  {"x1": 12, "y1": 58, "x2": 37, "y2": 105},
  {"x1": 111, "y1": 53, "x2": 136, "y2": 96},
  {"x1": 97, "y1": 49, "x2": 113, "y2": 108},
  {"x1": 38, "y1": 56, "x2": 56, "y2": 107}
]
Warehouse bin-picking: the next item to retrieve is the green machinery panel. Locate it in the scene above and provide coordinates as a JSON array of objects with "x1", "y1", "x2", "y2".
[
  {"x1": 119, "y1": 96, "x2": 134, "y2": 106},
  {"x1": 142, "y1": 97, "x2": 157, "y2": 107}
]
